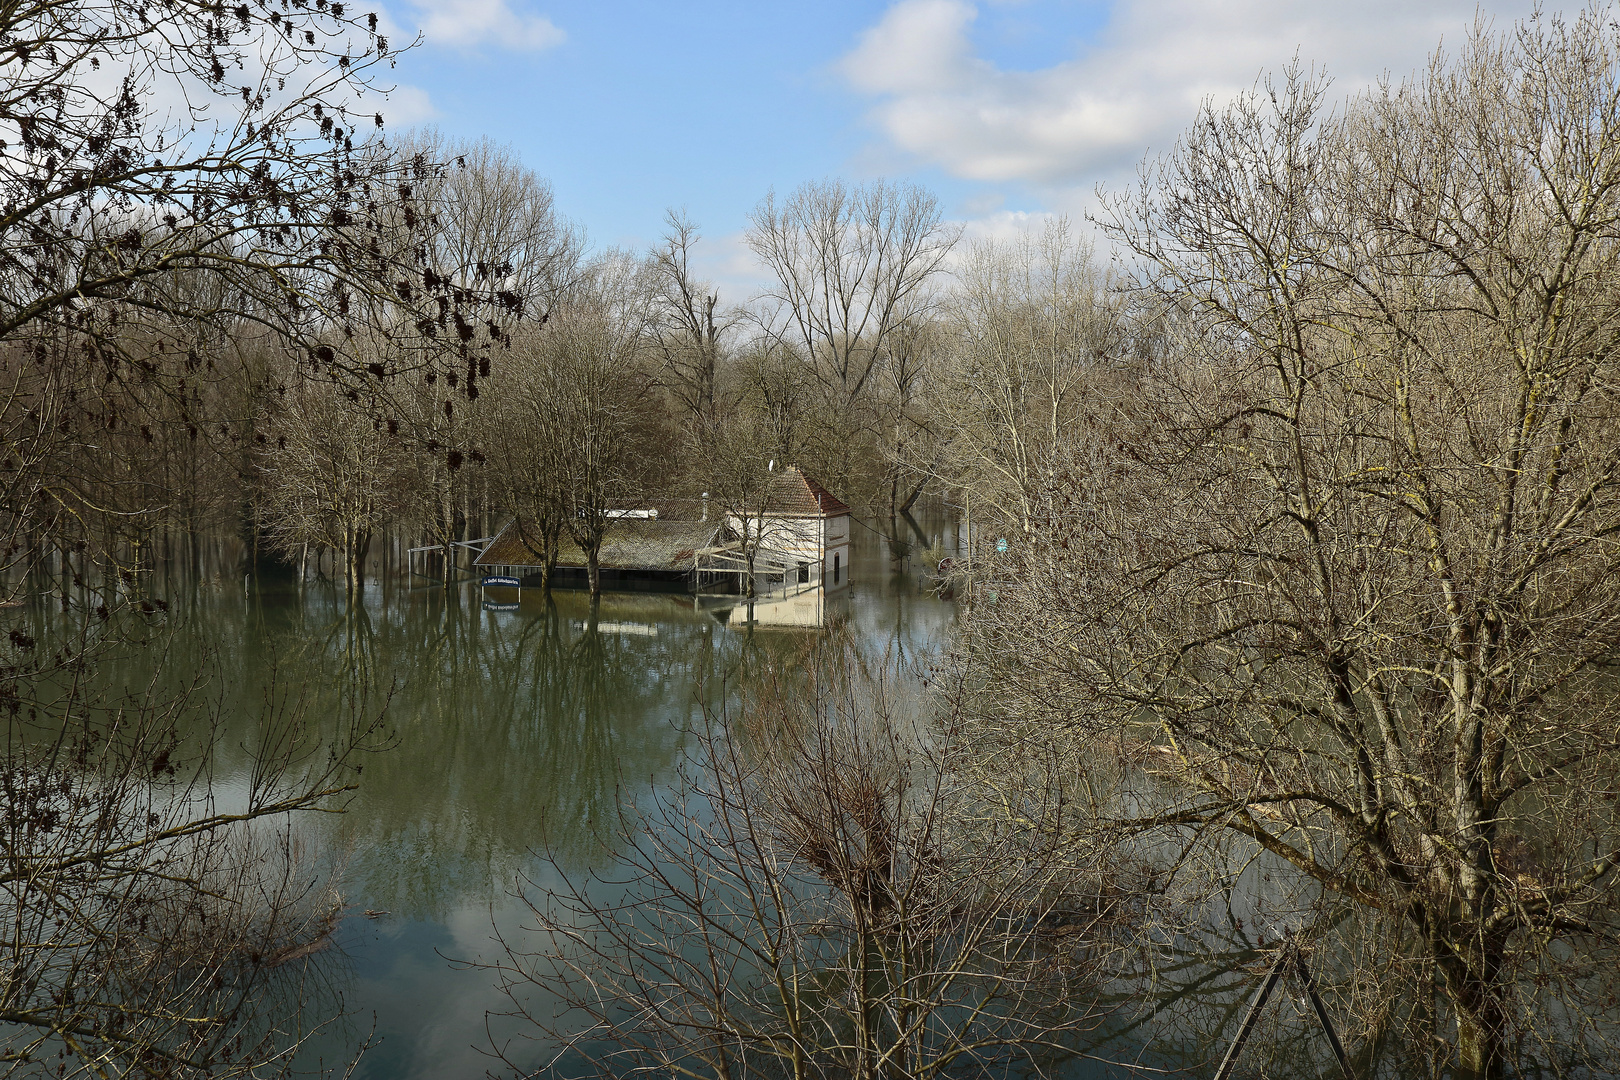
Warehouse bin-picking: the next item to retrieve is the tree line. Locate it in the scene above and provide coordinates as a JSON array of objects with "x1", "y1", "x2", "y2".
[{"x1": 0, "y1": 23, "x2": 1134, "y2": 603}]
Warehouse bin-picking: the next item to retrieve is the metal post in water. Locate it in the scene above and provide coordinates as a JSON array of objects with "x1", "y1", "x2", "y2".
[
  {"x1": 1212, "y1": 938, "x2": 1291, "y2": 1080},
  {"x1": 1212, "y1": 930, "x2": 1358, "y2": 1080},
  {"x1": 1293, "y1": 944, "x2": 1357, "y2": 1079}
]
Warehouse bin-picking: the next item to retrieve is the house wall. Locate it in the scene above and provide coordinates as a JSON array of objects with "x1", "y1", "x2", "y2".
[
  {"x1": 822, "y1": 516, "x2": 849, "y2": 590},
  {"x1": 723, "y1": 512, "x2": 852, "y2": 591}
]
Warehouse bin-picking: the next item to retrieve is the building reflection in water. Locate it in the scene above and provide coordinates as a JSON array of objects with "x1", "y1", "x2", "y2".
[{"x1": 721, "y1": 584, "x2": 834, "y2": 629}]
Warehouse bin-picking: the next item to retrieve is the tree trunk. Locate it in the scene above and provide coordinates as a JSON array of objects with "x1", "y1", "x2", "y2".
[
  {"x1": 441, "y1": 488, "x2": 454, "y2": 590},
  {"x1": 343, "y1": 528, "x2": 356, "y2": 595},
  {"x1": 898, "y1": 474, "x2": 928, "y2": 516},
  {"x1": 586, "y1": 546, "x2": 601, "y2": 598},
  {"x1": 1455, "y1": 1017, "x2": 1503, "y2": 1080},
  {"x1": 352, "y1": 528, "x2": 372, "y2": 593},
  {"x1": 1455, "y1": 987, "x2": 1507, "y2": 1077},
  {"x1": 1440, "y1": 932, "x2": 1508, "y2": 1080},
  {"x1": 542, "y1": 521, "x2": 560, "y2": 593}
]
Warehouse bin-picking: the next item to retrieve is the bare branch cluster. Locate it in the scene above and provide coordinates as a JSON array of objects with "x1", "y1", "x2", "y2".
[
  {"x1": 489, "y1": 638, "x2": 1138, "y2": 1080},
  {"x1": 1, "y1": 615, "x2": 390, "y2": 1077},
  {"x1": 958, "y1": 10, "x2": 1620, "y2": 1077}
]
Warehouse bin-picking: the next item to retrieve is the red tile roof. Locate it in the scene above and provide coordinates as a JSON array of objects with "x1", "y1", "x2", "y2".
[{"x1": 768, "y1": 467, "x2": 851, "y2": 517}]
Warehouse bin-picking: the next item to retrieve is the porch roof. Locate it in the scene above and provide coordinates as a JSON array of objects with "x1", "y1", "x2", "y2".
[{"x1": 477, "y1": 517, "x2": 722, "y2": 572}]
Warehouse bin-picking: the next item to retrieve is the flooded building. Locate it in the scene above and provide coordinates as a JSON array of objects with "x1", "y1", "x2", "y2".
[
  {"x1": 475, "y1": 511, "x2": 721, "y2": 592},
  {"x1": 699, "y1": 466, "x2": 853, "y2": 593},
  {"x1": 474, "y1": 465, "x2": 851, "y2": 595}
]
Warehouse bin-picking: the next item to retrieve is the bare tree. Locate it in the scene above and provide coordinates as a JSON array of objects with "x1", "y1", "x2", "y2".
[
  {"x1": 552, "y1": 253, "x2": 663, "y2": 598},
  {"x1": 934, "y1": 219, "x2": 1125, "y2": 539},
  {"x1": 488, "y1": 638, "x2": 1134, "y2": 1079},
  {"x1": 359, "y1": 133, "x2": 582, "y2": 585},
  {"x1": 749, "y1": 180, "x2": 957, "y2": 410},
  {"x1": 484, "y1": 326, "x2": 569, "y2": 590},
  {"x1": 748, "y1": 180, "x2": 959, "y2": 513},
  {"x1": 395, "y1": 130, "x2": 584, "y2": 330},
  {"x1": 729, "y1": 341, "x2": 816, "y2": 470},
  {"x1": 644, "y1": 210, "x2": 734, "y2": 430},
  {"x1": 0, "y1": 0, "x2": 457, "y2": 379},
  {"x1": 258, "y1": 373, "x2": 399, "y2": 591},
  {"x1": 964, "y1": 15, "x2": 1620, "y2": 1078},
  {"x1": 0, "y1": 619, "x2": 390, "y2": 1077}
]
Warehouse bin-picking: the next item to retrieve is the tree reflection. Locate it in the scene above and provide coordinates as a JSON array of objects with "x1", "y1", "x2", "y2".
[{"x1": 229, "y1": 585, "x2": 715, "y2": 920}]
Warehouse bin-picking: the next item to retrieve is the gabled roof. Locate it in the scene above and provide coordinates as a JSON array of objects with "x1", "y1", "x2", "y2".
[{"x1": 766, "y1": 467, "x2": 851, "y2": 518}]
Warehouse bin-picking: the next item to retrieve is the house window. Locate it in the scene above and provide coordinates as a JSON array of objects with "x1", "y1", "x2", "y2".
[
  {"x1": 833, "y1": 553, "x2": 840, "y2": 584},
  {"x1": 798, "y1": 562, "x2": 809, "y2": 583}
]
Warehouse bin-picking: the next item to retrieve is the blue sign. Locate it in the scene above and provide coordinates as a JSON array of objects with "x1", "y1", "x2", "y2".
[
  {"x1": 995, "y1": 538, "x2": 1008, "y2": 553},
  {"x1": 482, "y1": 600, "x2": 520, "y2": 612},
  {"x1": 481, "y1": 576, "x2": 521, "y2": 588}
]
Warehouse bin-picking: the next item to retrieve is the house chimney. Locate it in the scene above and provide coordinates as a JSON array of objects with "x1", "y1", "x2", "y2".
[{"x1": 701, "y1": 493, "x2": 708, "y2": 522}]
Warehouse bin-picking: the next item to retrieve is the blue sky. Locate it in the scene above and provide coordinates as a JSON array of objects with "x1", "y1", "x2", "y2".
[{"x1": 375, "y1": 0, "x2": 1542, "y2": 294}]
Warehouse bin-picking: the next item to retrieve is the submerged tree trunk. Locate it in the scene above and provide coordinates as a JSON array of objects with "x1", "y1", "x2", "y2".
[
  {"x1": 1442, "y1": 933, "x2": 1508, "y2": 1080},
  {"x1": 898, "y1": 475, "x2": 927, "y2": 517},
  {"x1": 352, "y1": 527, "x2": 371, "y2": 593},
  {"x1": 342, "y1": 528, "x2": 356, "y2": 594},
  {"x1": 519, "y1": 518, "x2": 562, "y2": 594}
]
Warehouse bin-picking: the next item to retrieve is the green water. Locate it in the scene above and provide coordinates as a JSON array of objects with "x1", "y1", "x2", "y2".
[
  {"x1": 31, "y1": 520, "x2": 1417, "y2": 1079},
  {"x1": 115, "y1": 524, "x2": 958, "y2": 1078}
]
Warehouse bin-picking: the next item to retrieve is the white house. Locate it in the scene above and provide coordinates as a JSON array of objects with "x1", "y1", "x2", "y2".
[
  {"x1": 704, "y1": 466, "x2": 852, "y2": 593},
  {"x1": 749, "y1": 465, "x2": 850, "y2": 588}
]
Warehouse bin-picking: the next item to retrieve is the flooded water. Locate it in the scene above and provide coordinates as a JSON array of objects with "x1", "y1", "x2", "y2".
[
  {"x1": 101, "y1": 518, "x2": 960, "y2": 1078},
  {"x1": 28, "y1": 514, "x2": 1435, "y2": 1080}
]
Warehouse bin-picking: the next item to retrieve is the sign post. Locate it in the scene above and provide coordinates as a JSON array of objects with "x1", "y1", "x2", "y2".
[{"x1": 480, "y1": 575, "x2": 522, "y2": 606}]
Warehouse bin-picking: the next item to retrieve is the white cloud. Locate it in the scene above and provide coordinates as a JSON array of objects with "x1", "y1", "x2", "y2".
[
  {"x1": 689, "y1": 228, "x2": 765, "y2": 311},
  {"x1": 959, "y1": 207, "x2": 1059, "y2": 244},
  {"x1": 841, "y1": 0, "x2": 1535, "y2": 188},
  {"x1": 371, "y1": 82, "x2": 439, "y2": 126},
  {"x1": 407, "y1": 0, "x2": 565, "y2": 51}
]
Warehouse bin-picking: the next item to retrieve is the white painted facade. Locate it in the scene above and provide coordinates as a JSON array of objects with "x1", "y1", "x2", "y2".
[{"x1": 724, "y1": 509, "x2": 851, "y2": 591}]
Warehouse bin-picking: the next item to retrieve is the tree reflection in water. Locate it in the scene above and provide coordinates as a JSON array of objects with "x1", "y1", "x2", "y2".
[
  {"x1": 68, "y1": 521, "x2": 969, "y2": 1079},
  {"x1": 83, "y1": 566, "x2": 1615, "y2": 1080},
  {"x1": 230, "y1": 583, "x2": 719, "y2": 920}
]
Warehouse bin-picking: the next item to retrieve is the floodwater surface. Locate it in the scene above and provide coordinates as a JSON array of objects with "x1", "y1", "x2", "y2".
[
  {"x1": 141, "y1": 520, "x2": 959, "y2": 1079},
  {"x1": 61, "y1": 517, "x2": 1416, "y2": 1080}
]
